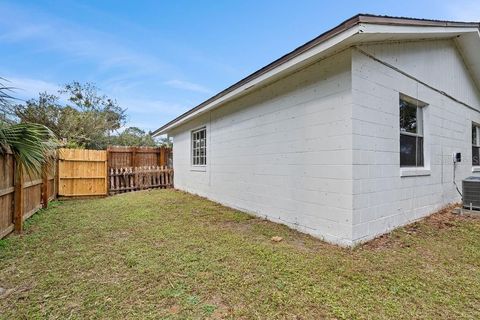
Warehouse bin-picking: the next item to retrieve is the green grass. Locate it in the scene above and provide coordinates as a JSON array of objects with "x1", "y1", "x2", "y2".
[{"x1": 0, "y1": 189, "x2": 479, "y2": 319}]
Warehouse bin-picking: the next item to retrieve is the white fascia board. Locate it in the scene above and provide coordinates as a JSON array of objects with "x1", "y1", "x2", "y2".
[
  {"x1": 359, "y1": 23, "x2": 479, "y2": 36},
  {"x1": 456, "y1": 30, "x2": 480, "y2": 90},
  {"x1": 156, "y1": 25, "x2": 362, "y2": 135}
]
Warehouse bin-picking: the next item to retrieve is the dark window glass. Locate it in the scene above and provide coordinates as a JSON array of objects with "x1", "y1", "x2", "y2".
[
  {"x1": 400, "y1": 99, "x2": 418, "y2": 134},
  {"x1": 399, "y1": 97, "x2": 424, "y2": 167},
  {"x1": 400, "y1": 134, "x2": 424, "y2": 167},
  {"x1": 416, "y1": 136, "x2": 424, "y2": 167},
  {"x1": 473, "y1": 146, "x2": 480, "y2": 166},
  {"x1": 473, "y1": 124, "x2": 480, "y2": 166}
]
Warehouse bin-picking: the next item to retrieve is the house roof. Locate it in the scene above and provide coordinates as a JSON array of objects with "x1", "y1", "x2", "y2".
[{"x1": 153, "y1": 14, "x2": 480, "y2": 136}]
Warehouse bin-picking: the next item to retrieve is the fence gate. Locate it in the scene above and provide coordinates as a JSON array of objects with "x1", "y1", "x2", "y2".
[{"x1": 58, "y1": 148, "x2": 108, "y2": 197}]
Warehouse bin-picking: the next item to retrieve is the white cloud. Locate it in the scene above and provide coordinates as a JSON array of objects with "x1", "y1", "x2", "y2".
[
  {"x1": 164, "y1": 79, "x2": 212, "y2": 94},
  {"x1": 0, "y1": 2, "x2": 222, "y2": 132},
  {"x1": 118, "y1": 97, "x2": 188, "y2": 116},
  {"x1": 4, "y1": 76, "x2": 61, "y2": 101},
  {"x1": 0, "y1": 24, "x2": 50, "y2": 42},
  {"x1": 116, "y1": 97, "x2": 190, "y2": 131},
  {"x1": 0, "y1": 2, "x2": 170, "y2": 77}
]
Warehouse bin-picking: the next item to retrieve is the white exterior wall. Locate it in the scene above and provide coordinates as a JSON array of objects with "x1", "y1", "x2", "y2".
[
  {"x1": 170, "y1": 50, "x2": 354, "y2": 245},
  {"x1": 169, "y1": 38, "x2": 480, "y2": 246},
  {"x1": 351, "y1": 39, "x2": 480, "y2": 243}
]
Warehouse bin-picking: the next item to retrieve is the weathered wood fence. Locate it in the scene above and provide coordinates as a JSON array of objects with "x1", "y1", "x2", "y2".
[
  {"x1": 107, "y1": 146, "x2": 173, "y2": 195},
  {"x1": 107, "y1": 146, "x2": 172, "y2": 168},
  {"x1": 1, "y1": 146, "x2": 173, "y2": 239},
  {"x1": 0, "y1": 152, "x2": 56, "y2": 239},
  {"x1": 109, "y1": 166, "x2": 174, "y2": 195}
]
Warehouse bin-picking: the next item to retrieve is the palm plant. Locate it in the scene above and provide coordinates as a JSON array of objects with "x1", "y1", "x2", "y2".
[
  {"x1": 0, "y1": 77, "x2": 16, "y2": 121},
  {"x1": 0, "y1": 78, "x2": 58, "y2": 177},
  {"x1": 0, "y1": 121, "x2": 57, "y2": 176}
]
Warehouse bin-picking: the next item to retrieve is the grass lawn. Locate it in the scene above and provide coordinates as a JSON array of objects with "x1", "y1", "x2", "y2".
[{"x1": 0, "y1": 189, "x2": 479, "y2": 319}]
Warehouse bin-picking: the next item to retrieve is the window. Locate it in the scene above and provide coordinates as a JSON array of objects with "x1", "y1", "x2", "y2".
[
  {"x1": 400, "y1": 97, "x2": 424, "y2": 167},
  {"x1": 191, "y1": 127, "x2": 206, "y2": 166},
  {"x1": 472, "y1": 123, "x2": 480, "y2": 166}
]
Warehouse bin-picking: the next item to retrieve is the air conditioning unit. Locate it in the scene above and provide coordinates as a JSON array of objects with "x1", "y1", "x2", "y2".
[{"x1": 462, "y1": 176, "x2": 480, "y2": 210}]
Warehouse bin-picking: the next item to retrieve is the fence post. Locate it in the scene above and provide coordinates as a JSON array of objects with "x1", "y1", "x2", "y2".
[
  {"x1": 55, "y1": 149, "x2": 60, "y2": 198},
  {"x1": 132, "y1": 147, "x2": 137, "y2": 167},
  {"x1": 106, "y1": 147, "x2": 111, "y2": 196},
  {"x1": 132, "y1": 147, "x2": 138, "y2": 188},
  {"x1": 167, "y1": 147, "x2": 172, "y2": 167},
  {"x1": 41, "y1": 164, "x2": 48, "y2": 208},
  {"x1": 14, "y1": 163, "x2": 24, "y2": 233},
  {"x1": 159, "y1": 147, "x2": 164, "y2": 166}
]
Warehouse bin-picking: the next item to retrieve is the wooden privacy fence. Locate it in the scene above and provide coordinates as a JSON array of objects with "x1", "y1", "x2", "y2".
[
  {"x1": 0, "y1": 152, "x2": 56, "y2": 239},
  {"x1": 58, "y1": 148, "x2": 108, "y2": 197},
  {"x1": 57, "y1": 147, "x2": 173, "y2": 196},
  {"x1": 1, "y1": 146, "x2": 173, "y2": 239},
  {"x1": 107, "y1": 146, "x2": 171, "y2": 168},
  {"x1": 109, "y1": 166, "x2": 174, "y2": 195}
]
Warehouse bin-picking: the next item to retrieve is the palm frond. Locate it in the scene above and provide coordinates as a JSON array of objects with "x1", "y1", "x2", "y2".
[
  {"x1": 0, "y1": 77, "x2": 17, "y2": 105},
  {"x1": 0, "y1": 122, "x2": 58, "y2": 177}
]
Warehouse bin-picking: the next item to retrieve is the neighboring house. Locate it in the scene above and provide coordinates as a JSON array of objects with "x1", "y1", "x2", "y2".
[{"x1": 154, "y1": 14, "x2": 480, "y2": 246}]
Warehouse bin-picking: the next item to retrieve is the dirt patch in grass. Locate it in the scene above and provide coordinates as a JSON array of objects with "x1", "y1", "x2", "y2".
[
  {"x1": 1, "y1": 190, "x2": 479, "y2": 319},
  {"x1": 362, "y1": 204, "x2": 477, "y2": 251}
]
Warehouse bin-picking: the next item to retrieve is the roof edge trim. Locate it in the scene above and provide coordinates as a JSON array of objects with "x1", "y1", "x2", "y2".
[{"x1": 153, "y1": 14, "x2": 480, "y2": 136}]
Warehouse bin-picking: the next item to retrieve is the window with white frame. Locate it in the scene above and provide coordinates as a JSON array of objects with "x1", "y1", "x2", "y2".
[
  {"x1": 400, "y1": 96, "x2": 425, "y2": 167},
  {"x1": 472, "y1": 123, "x2": 480, "y2": 166},
  {"x1": 191, "y1": 127, "x2": 207, "y2": 166}
]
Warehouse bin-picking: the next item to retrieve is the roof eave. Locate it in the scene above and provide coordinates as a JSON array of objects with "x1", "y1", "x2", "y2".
[
  {"x1": 153, "y1": 15, "x2": 480, "y2": 136},
  {"x1": 152, "y1": 15, "x2": 363, "y2": 136}
]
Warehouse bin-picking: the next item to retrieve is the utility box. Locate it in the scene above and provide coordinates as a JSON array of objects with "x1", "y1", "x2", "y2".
[{"x1": 462, "y1": 176, "x2": 480, "y2": 210}]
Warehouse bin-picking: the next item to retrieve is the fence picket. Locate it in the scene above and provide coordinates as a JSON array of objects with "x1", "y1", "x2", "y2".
[{"x1": 107, "y1": 165, "x2": 173, "y2": 195}]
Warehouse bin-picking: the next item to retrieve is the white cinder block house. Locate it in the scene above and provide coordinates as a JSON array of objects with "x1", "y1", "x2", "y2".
[{"x1": 154, "y1": 15, "x2": 480, "y2": 246}]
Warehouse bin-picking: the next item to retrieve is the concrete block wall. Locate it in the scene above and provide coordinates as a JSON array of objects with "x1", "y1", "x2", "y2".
[
  {"x1": 171, "y1": 50, "x2": 355, "y2": 245},
  {"x1": 169, "y1": 38, "x2": 480, "y2": 246},
  {"x1": 351, "y1": 39, "x2": 480, "y2": 243}
]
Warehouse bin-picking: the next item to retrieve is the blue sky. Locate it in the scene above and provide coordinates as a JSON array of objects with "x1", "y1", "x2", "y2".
[{"x1": 1, "y1": 0, "x2": 479, "y2": 132}]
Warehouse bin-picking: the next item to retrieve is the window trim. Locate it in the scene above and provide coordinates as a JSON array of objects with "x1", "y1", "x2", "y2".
[
  {"x1": 472, "y1": 122, "x2": 480, "y2": 168},
  {"x1": 399, "y1": 94, "x2": 427, "y2": 168},
  {"x1": 191, "y1": 126, "x2": 207, "y2": 167},
  {"x1": 473, "y1": 125, "x2": 480, "y2": 146},
  {"x1": 400, "y1": 167, "x2": 431, "y2": 177}
]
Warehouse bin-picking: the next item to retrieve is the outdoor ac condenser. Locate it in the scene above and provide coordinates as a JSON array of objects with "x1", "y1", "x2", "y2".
[{"x1": 462, "y1": 176, "x2": 480, "y2": 210}]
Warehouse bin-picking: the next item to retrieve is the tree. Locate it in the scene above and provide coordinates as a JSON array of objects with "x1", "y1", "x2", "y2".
[
  {"x1": 10, "y1": 92, "x2": 62, "y2": 134},
  {"x1": 2, "y1": 81, "x2": 169, "y2": 150},
  {"x1": 7, "y1": 82, "x2": 126, "y2": 149},
  {"x1": 108, "y1": 127, "x2": 158, "y2": 147},
  {"x1": 157, "y1": 136, "x2": 172, "y2": 147},
  {"x1": 107, "y1": 127, "x2": 172, "y2": 147},
  {"x1": 61, "y1": 82, "x2": 126, "y2": 135}
]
